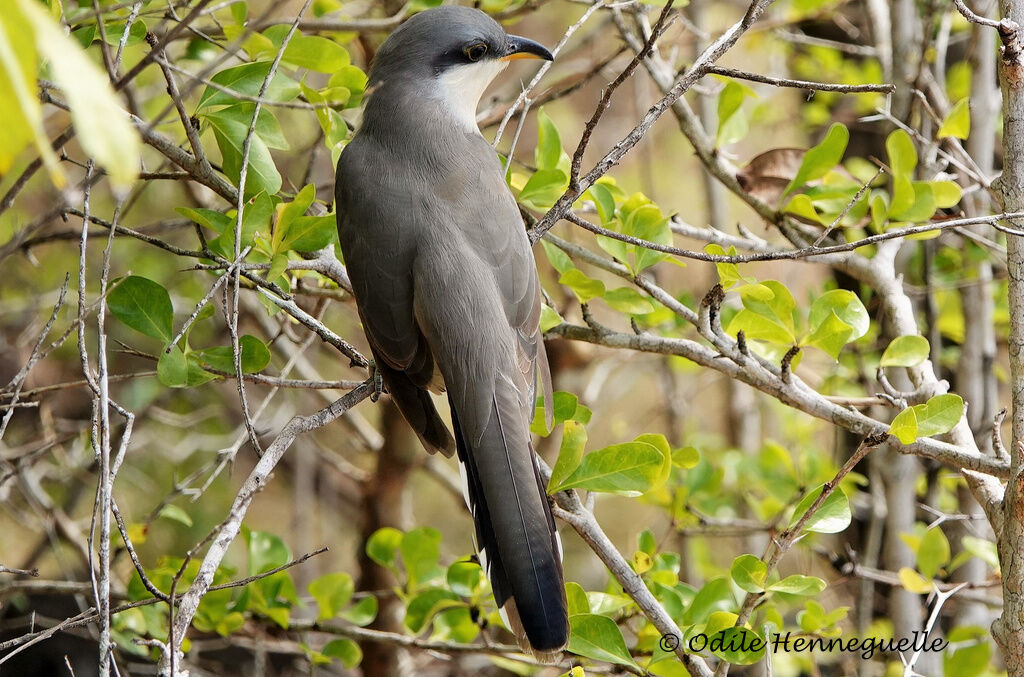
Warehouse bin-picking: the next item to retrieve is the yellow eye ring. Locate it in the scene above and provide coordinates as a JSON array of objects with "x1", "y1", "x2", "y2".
[{"x1": 464, "y1": 43, "x2": 488, "y2": 61}]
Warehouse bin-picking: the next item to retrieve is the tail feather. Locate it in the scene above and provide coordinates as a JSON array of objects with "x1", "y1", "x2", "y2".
[{"x1": 448, "y1": 390, "x2": 568, "y2": 656}]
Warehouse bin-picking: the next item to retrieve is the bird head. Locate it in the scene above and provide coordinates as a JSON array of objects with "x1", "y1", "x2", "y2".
[{"x1": 368, "y1": 6, "x2": 553, "y2": 131}]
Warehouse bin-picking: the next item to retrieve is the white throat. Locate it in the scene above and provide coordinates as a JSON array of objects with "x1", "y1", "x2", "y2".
[{"x1": 434, "y1": 59, "x2": 509, "y2": 133}]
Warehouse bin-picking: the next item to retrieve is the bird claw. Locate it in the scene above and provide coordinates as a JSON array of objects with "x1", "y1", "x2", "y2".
[{"x1": 369, "y1": 360, "x2": 384, "y2": 402}]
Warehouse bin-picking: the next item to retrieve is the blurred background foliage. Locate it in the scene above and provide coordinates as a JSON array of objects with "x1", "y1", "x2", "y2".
[{"x1": 0, "y1": 0, "x2": 1011, "y2": 675}]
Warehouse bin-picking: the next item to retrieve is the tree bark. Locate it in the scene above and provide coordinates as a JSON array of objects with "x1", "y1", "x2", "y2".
[{"x1": 996, "y1": 2, "x2": 1024, "y2": 671}]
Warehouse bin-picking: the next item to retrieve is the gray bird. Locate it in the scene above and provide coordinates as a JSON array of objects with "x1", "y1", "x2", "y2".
[{"x1": 334, "y1": 6, "x2": 568, "y2": 656}]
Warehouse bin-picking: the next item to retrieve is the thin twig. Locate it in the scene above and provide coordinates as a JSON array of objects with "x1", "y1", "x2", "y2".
[{"x1": 707, "y1": 65, "x2": 895, "y2": 93}]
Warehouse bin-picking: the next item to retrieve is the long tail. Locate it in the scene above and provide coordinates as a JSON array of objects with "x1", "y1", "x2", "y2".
[{"x1": 448, "y1": 387, "x2": 568, "y2": 657}]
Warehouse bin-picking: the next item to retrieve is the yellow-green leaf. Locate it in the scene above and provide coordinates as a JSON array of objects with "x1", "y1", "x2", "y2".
[
  {"x1": 18, "y1": 0, "x2": 140, "y2": 186},
  {"x1": 898, "y1": 567, "x2": 933, "y2": 593},
  {"x1": 889, "y1": 407, "x2": 918, "y2": 444},
  {"x1": 938, "y1": 98, "x2": 970, "y2": 139}
]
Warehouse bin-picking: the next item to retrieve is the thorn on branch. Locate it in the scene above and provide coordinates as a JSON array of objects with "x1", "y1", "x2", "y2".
[
  {"x1": 864, "y1": 431, "x2": 890, "y2": 448},
  {"x1": 580, "y1": 303, "x2": 610, "y2": 336},
  {"x1": 736, "y1": 330, "x2": 748, "y2": 358},
  {"x1": 700, "y1": 283, "x2": 725, "y2": 328},
  {"x1": 780, "y1": 345, "x2": 800, "y2": 384},
  {"x1": 993, "y1": 408, "x2": 1010, "y2": 463},
  {"x1": 0, "y1": 565, "x2": 40, "y2": 577}
]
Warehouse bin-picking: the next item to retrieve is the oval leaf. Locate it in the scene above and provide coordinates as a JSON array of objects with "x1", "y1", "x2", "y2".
[
  {"x1": 730, "y1": 555, "x2": 767, "y2": 593},
  {"x1": 109, "y1": 276, "x2": 174, "y2": 341},
  {"x1": 568, "y1": 614, "x2": 638, "y2": 668},
  {"x1": 880, "y1": 335, "x2": 930, "y2": 367},
  {"x1": 790, "y1": 485, "x2": 851, "y2": 534},
  {"x1": 553, "y1": 441, "x2": 665, "y2": 496}
]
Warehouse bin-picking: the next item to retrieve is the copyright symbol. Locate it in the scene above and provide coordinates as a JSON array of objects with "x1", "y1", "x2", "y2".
[{"x1": 659, "y1": 633, "x2": 680, "y2": 652}]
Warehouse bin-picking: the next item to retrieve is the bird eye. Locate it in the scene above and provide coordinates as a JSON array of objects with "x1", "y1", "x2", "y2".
[{"x1": 464, "y1": 43, "x2": 488, "y2": 61}]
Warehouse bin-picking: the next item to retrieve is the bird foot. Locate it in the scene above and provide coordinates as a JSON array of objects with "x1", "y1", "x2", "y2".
[{"x1": 369, "y1": 360, "x2": 384, "y2": 402}]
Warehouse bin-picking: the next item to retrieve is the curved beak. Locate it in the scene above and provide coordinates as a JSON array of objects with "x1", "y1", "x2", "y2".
[{"x1": 503, "y1": 35, "x2": 554, "y2": 61}]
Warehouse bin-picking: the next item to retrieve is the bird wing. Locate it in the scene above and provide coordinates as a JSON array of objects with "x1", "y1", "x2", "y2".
[
  {"x1": 336, "y1": 135, "x2": 455, "y2": 456},
  {"x1": 409, "y1": 132, "x2": 567, "y2": 654}
]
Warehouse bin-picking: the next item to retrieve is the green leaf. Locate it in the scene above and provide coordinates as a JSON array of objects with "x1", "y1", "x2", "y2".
[
  {"x1": 532, "y1": 391, "x2": 592, "y2": 436},
  {"x1": 446, "y1": 560, "x2": 484, "y2": 598},
  {"x1": 340, "y1": 595, "x2": 378, "y2": 626},
  {"x1": 803, "y1": 310, "x2": 854, "y2": 360},
  {"x1": 404, "y1": 589, "x2": 461, "y2": 632},
  {"x1": 603, "y1": 287, "x2": 654, "y2": 314},
  {"x1": 767, "y1": 574, "x2": 827, "y2": 596},
  {"x1": 555, "y1": 391, "x2": 592, "y2": 424},
  {"x1": 672, "y1": 446, "x2": 700, "y2": 468},
  {"x1": 805, "y1": 287, "x2": 869, "y2": 359},
  {"x1": 961, "y1": 535, "x2": 999, "y2": 570},
  {"x1": 683, "y1": 577, "x2": 735, "y2": 624},
  {"x1": 808, "y1": 289, "x2": 869, "y2": 340},
  {"x1": 886, "y1": 129, "x2": 917, "y2": 178},
  {"x1": 917, "y1": 527, "x2": 950, "y2": 579},
  {"x1": 433, "y1": 606, "x2": 479, "y2": 643},
  {"x1": 197, "y1": 335, "x2": 271, "y2": 374},
  {"x1": 899, "y1": 567, "x2": 934, "y2": 593},
  {"x1": 157, "y1": 348, "x2": 216, "y2": 388},
  {"x1": 891, "y1": 181, "x2": 936, "y2": 222},
  {"x1": 567, "y1": 614, "x2": 638, "y2": 668},
  {"x1": 540, "y1": 239, "x2": 573, "y2": 275},
  {"x1": 930, "y1": 180, "x2": 963, "y2": 209},
  {"x1": 158, "y1": 504, "x2": 193, "y2": 527},
  {"x1": 870, "y1": 193, "x2": 889, "y2": 230},
  {"x1": 12, "y1": 0, "x2": 141, "y2": 186},
  {"x1": 586, "y1": 183, "x2": 617, "y2": 224},
  {"x1": 109, "y1": 276, "x2": 174, "y2": 341},
  {"x1": 727, "y1": 281, "x2": 798, "y2": 345},
  {"x1": 784, "y1": 194, "x2": 825, "y2": 225},
  {"x1": 553, "y1": 440, "x2": 666, "y2": 496},
  {"x1": 535, "y1": 108, "x2": 563, "y2": 171},
  {"x1": 197, "y1": 61, "x2": 300, "y2": 109},
  {"x1": 176, "y1": 207, "x2": 233, "y2": 235},
  {"x1": 267, "y1": 253, "x2": 289, "y2": 286},
  {"x1": 203, "y1": 103, "x2": 289, "y2": 197},
  {"x1": 938, "y1": 98, "x2": 970, "y2": 139},
  {"x1": 282, "y1": 215, "x2": 336, "y2": 252},
  {"x1": 565, "y1": 582, "x2": 590, "y2": 616},
  {"x1": 889, "y1": 407, "x2": 919, "y2": 444},
  {"x1": 880, "y1": 335, "x2": 930, "y2": 367},
  {"x1": 308, "y1": 572, "x2": 354, "y2": 621},
  {"x1": 558, "y1": 269, "x2": 605, "y2": 303},
  {"x1": 706, "y1": 244, "x2": 752, "y2": 289},
  {"x1": 366, "y1": 527, "x2": 403, "y2": 569},
  {"x1": 943, "y1": 629, "x2": 990, "y2": 677},
  {"x1": 272, "y1": 33, "x2": 350, "y2": 72},
  {"x1": 716, "y1": 81, "x2": 751, "y2": 146},
  {"x1": 638, "y1": 530, "x2": 657, "y2": 555},
  {"x1": 215, "y1": 611, "x2": 245, "y2": 637},
  {"x1": 519, "y1": 169, "x2": 568, "y2": 209},
  {"x1": 913, "y1": 393, "x2": 964, "y2": 437},
  {"x1": 790, "y1": 485, "x2": 851, "y2": 534},
  {"x1": 329, "y1": 65, "x2": 368, "y2": 108},
  {"x1": 0, "y1": 2, "x2": 59, "y2": 180},
  {"x1": 547, "y1": 420, "x2": 587, "y2": 493},
  {"x1": 272, "y1": 183, "x2": 315, "y2": 251},
  {"x1": 730, "y1": 555, "x2": 767, "y2": 593},
  {"x1": 889, "y1": 174, "x2": 916, "y2": 217},
  {"x1": 322, "y1": 638, "x2": 362, "y2": 668},
  {"x1": 783, "y1": 123, "x2": 849, "y2": 197},
  {"x1": 400, "y1": 527, "x2": 443, "y2": 589},
  {"x1": 625, "y1": 204, "x2": 672, "y2": 273},
  {"x1": 246, "y1": 529, "x2": 291, "y2": 574},
  {"x1": 539, "y1": 304, "x2": 563, "y2": 332}
]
